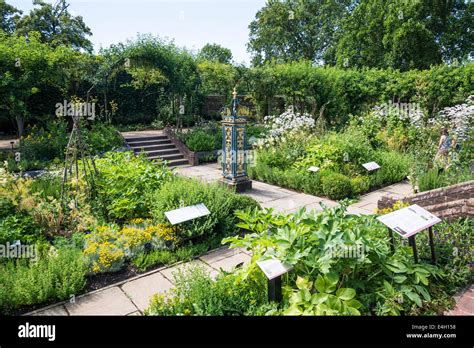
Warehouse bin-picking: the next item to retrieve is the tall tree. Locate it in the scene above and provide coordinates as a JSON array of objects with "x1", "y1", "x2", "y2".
[
  {"x1": 15, "y1": 0, "x2": 93, "y2": 52},
  {"x1": 334, "y1": 0, "x2": 473, "y2": 70},
  {"x1": 197, "y1": 43, "x2": 233, "y2": 64},
  {"x1": 247, "y1": 0, "x2": 353, "y2": 66},
  {"x1": 0, "y1": 1, "x2": 22, "y2": 34}
]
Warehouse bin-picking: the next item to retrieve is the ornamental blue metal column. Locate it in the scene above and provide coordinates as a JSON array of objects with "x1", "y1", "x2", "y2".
[{"x1": 220, "y1": 88, "x2": 252, "y2": 192}]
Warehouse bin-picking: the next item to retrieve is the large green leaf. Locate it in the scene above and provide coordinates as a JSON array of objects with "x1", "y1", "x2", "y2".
[{"x1": 336, "y1": 288, "x2": 356, "y2": 301}]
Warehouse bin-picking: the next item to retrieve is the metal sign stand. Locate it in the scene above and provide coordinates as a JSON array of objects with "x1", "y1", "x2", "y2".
[
  {"x1": 379, "y1": 205, "x2": 440, "y2": 264},
  {"x1": 268, "y1": 276, "x2": 282, "y2": 302}
]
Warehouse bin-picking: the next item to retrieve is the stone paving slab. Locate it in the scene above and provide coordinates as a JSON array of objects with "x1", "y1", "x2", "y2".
[
  {"x1": 206, "y1": 252, "x2": 251, "y2": 272},
  {"x1": 160, "y1": 259, "x2": 218, "y2": 281},
  {"x1": 244, "y1": 186, "x2": 291, "y2": 203},
  {"x1": 121, "y1": 272, "x2": 174, "y2": 312},
  {"x1": 65, "y1": 287, "x2": 138, "y2": 316},
  {"x1": 31, "y1": 304, "x2": 69, "y2": 316},
  {"x1": 199, "y1": 246, "x2": 242, "y2": 264}
]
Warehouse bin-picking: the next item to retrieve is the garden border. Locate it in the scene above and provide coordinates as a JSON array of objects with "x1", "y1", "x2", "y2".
[{"x1": 24, "y1": 245, "x2": 233, "y2": 315}]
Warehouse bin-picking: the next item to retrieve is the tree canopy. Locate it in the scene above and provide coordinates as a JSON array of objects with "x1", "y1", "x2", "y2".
[
  {"x1": 248, "y1": 0, "x2": 473, "y2": 69},
  {"x1": 197, "y1": 43, "x2": 233, "y2": 64},
  {"x1": 13, "y1": 0, "x2": 93, "y2": 52}
]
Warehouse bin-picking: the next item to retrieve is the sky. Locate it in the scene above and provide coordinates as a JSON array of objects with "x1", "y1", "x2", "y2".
[{"x1": 9, "y1": 0, "x2": 268, "y2": 65}]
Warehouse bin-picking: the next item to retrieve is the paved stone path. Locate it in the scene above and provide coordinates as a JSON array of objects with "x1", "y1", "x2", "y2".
[
  {"x1": 27, "y1": 162, "x2": 471, "y2": 316},
  {"x1": 176, "y1": 163, "x2": 413, "y2": 215}
]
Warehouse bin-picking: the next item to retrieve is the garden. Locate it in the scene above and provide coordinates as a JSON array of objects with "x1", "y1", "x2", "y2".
[{"x1": 0, "y1": 0, "x2": 472, "y2": 318}]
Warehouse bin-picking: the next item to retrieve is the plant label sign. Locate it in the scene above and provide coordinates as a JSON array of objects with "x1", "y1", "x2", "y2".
[
  {"x1": 362, "y1": 161, "x2": 380, "y2": 171},
  {"x1": 308, "y1": 166, "x2": 320, "y2": 172},
  {"x1": 165, "y1": 203, "x2": 210, "y2": 225},
  {"x1": 377, "y1": 204, "x2": 441, "y2": 238},
  {"x1": 257, "y1": 258, "x2": 293, "y2": 280}
]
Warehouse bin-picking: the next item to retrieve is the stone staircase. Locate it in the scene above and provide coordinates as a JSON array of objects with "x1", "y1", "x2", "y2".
[{"x1": 124, "y1": 134, "x2": 189, "y2": 167}]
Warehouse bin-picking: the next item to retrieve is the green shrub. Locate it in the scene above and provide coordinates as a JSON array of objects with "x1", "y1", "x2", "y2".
[
  {"x1": 0, "y1": 214, "x2": 41, "y2": 245},
  {"x1": 150, "y1": 177, "x2": 259, "y2": 239},
  {"x1": 175, "y1": 243, "x2": 210, "y2": 262},
  {"x1": 417, "y1": 166, "x2": 474, "y2": 192},
  {"x1": 20, "y1": 122, "x2": 68, "y2": 166},
  {"x1": 185, "y1": 130, "x2": 216, "y2": 152},
  {"x1": 84, "y1": 123, "x2": 124, "y2": 155},
  {"x1": 370, "y1": 150, "x2": 411, "y2": 188},
  {"x1": 302, "y1": 169, "x2": 333, "y2": 195},
  {"x1": 132, "y1": 249, "x2": 178, "y2": 272},
  {"x1": 321, "y1": 173, "x2": 353, "y2": 200},
  {"x1": 145, "y1": 265, "x2": 267, "y2": 316},
  {"x1": 0, "y1": 246, "x2": 86, "y2": 313},
  {"x1": 0, "y1": 197, "x2": 16, "y2": 220},
  {"x1": 350, "y1": 176, "x2": 371, "y2": 196},
  {"x1": 94, "y1": 151, "x2": 173, "y2": 220}
]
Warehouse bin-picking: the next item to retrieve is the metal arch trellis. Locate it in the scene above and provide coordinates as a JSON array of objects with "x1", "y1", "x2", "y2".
[{"x1": 60, "y1": 114, "x2": 98, "y2": 208}]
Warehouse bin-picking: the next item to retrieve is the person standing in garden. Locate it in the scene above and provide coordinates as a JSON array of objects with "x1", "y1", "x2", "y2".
[{"x1": 435, "y1": 127, "x2": 452, "y2": 169}]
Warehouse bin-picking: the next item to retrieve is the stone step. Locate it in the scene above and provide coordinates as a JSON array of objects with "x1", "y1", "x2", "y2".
[
  {"x1": 151, "y1": 157, "x2": 189, "y2": 167},
  {"x1": 132, "y1": 143, "x2": 176, "y2": 152},
  {"x1": 150, "y1": 153, "x2": 185, "y2": 161},
  {"x1": 127, "y1": 139, "x2": 172, "y2": 147},
  {"x1": 145, "y1": 149, "x2": 181, "y2": 157},
  {"x1": 125, "y1": 135, "x2": 168, "y2": 143}
]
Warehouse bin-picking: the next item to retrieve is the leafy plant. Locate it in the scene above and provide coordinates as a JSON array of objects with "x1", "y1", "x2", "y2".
[
  {"x1": 0, "y1": 245, "x2": 87, "y2": 313},
  {"x1": 321, "y1": 173, "x2": 353, "y2": 200},
  {"x1": 150, "y1": 176, "x2": 259, "y2": 239},
  {"x1": 93, "y1": 151, "x2": 173, "y2": 220},
  {"x1": 284, "y1": 275, "x2": 362, "y2": 315}
]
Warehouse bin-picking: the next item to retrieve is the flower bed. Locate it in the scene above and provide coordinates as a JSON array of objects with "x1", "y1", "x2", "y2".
[
  {"x1": 0, "y1": 151, "x2": 259, "y2": 314},
  {"x1": 146, "y1": 203, "x2": 473, "y2": 316}
]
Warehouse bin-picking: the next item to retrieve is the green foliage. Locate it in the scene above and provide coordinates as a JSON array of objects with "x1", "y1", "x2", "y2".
[
  {"x1": 0, "y1": 246, "x2": 87, "y2": 313},
  {"x1": 321, "y1": 173, "x2": 353, "y2": 200},
  {"x1": 248, "y1": 0, "x2": 351, "y2": 65},
  {"x1": 284, "y1": 274, "x2": 362, "y2": 315},
  {"x1": 369, "y1": 150, "x2": 411, "y2": 188},
  {"x1": 197, "y1": 43, "x2": 233, "y2": 64},
  {"x1": 350, "y1": 176, "x2": 371, "y2": 196},
  {"x1": 150, "y1": 176, "x2": 259, "y2": 239},
  {"x1": 183, "y1": 129, "x2": 217, "y2": 152},
  {"x1": 94, "y1": 151, "x2": 173, "y2": 220},
  {"x1": 416, "y1": 167, "x2": 474, "y2": 193},
  {"x1": 334, "y1": 0, "x2": 473, "y2": 70},
  {"x1": 0, "y1": 214, "x2": 41, "y2": 245},
  {"x1": 145, "y1": 265, "x2": 267, "y2": 316},
  {"x1": 12, "y1": 121, "x2": 123, "y2": 171},
  {"x1": 14, "y1": 0, "x2": 93, "y2": 52},
  {"x1": 132, "y1": 249, "x2": 178, "y2": 272},
  {"x1": 250, "y1": 62, "x2": 473, "y2": 121},
  {"x1": 225, "y1": 205, "x2": 445, "y2": 315}
]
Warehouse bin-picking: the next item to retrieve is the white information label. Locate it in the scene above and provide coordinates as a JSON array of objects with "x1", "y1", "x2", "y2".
[
  {"x1": 377, "y1": 204, "x2": 441, "y2": 238},
  {"x1": 256, "y1": 258, "x2": 293, "y2": 280},
  {"x1": 308, "y1": 166, "x2": 320, "y2": 172},
  {"x1": 362, "y1": 161, "x2": 380, "y2": 171},
  {"x1": 165, "y1": 203, "x2": 210, "y2": 225}
]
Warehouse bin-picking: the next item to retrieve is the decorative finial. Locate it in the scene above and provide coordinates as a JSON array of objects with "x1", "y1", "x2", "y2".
[{"x1": 232, "y1": 87, "x2": 237, "y2": 100}]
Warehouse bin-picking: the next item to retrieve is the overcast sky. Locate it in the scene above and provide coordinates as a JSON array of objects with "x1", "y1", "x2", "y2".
[{"x1": 10, "y1": 0, "x2": 267, "y2": 65}]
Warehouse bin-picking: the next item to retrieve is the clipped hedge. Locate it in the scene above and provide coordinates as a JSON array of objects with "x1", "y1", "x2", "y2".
[{"x1": 250, "y1": 61, "x2": 474, "y2": 124}]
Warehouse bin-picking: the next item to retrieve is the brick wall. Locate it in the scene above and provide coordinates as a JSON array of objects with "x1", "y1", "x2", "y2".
[{"x1": 378, "y1": 180, "x2": 474, "y2": 220}]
